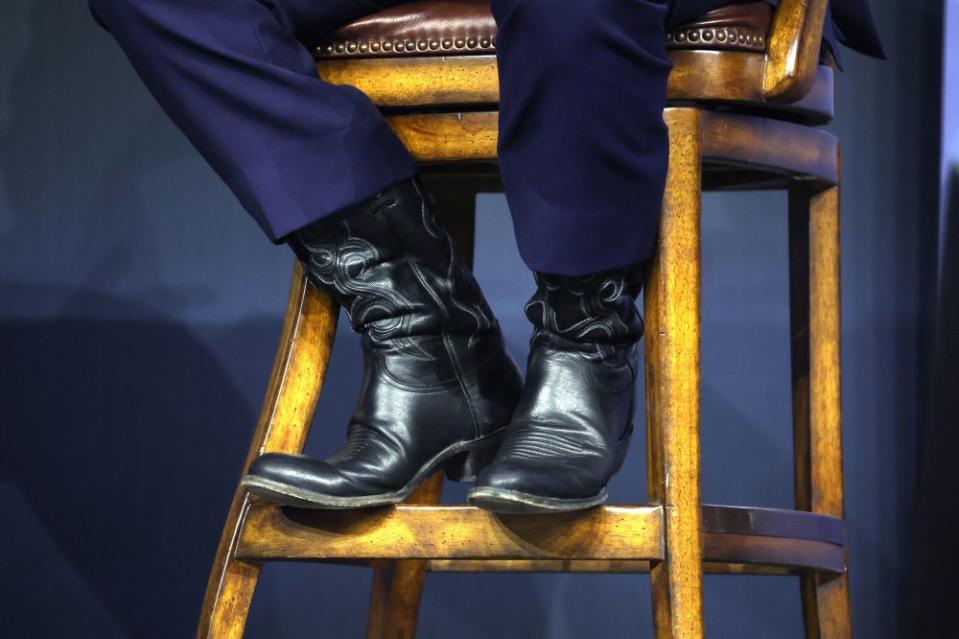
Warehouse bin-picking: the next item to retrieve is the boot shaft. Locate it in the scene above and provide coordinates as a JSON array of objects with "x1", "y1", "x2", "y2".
[
  {"x1": 288, "y1": 178, "x2": 498, "y2": 355},
  {"x1": 524, "y1": 267, "x2": 645, "y2": 361}
]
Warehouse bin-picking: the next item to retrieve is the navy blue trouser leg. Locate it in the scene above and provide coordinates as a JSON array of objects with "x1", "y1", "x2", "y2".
[
  {"x1": 88, "y1": 0, "x2": 417, "y2": 242},
  {"x1": 492, "y1": 0, "x2": 672, "y2": 275},
  {"x1": 91, "y1": 0, "x2": 672, "y2": 275}
]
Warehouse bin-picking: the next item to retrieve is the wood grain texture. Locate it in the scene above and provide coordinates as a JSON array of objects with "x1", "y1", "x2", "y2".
[
  {"x1": 387, "y1": 112, "x2": 498, "y2": 162},
  {"x1": 235, "y1": 502, "x2": 845, "y2": 572},
  {"x1": 317, "y1": 55, "x2": 499, "y2": 107},
  {"x1": 645, "y1": 108, "x2": 705, "y2": 639},
  {"x1": 236, "y1": 505, "x2": 665, "y2": 561},
  {"x1": 700, "y1": 111, "x2": 838, "y2": 185},
  {"x1": 701, "y1": 535, "x2": 844, "y2": 573},
  {"x1": 700, "y1": 504, "x2": 843, "y2": 544},
  {"x1": 809, "y1": 181, "x2": 844, "y2": 521},
  {"x1": 669, "y1": 51, "x2": 834, "y2": 122},
  {"x1": 427, "y1": 560, "x2": 792, "y2": 576},
  {"x1": 324, "y1": 498, "x2": 849, "y2": 577},
  {"x1": 763, "y1": 0, "x2": 829, "y2": 101},
  {"x1": 366, "y1": 476, "x2": 444, "y2": 639},
  {"x1": 808, "y1": 573, "x2": 853, "y2": 639},
  {"x1": 383, "y1": 110, "x2": 838, "y2": 186},
  {"x1": 806, "y1": 146, "x2": 853, "y2": 638},
  {"x1": 197, "y1": 264, "x2": 339, "y2": 639},
  {"x1": 316, "y1": 51, "x2": 834, "y2": 124},
  {"x1": 428, "y1": 539, "x2": 842, "y2": 575}
]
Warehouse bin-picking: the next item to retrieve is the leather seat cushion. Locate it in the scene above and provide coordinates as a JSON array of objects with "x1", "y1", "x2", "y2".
[{"x1": 316, "y1": 0, "x2": 771, "y2": 59}]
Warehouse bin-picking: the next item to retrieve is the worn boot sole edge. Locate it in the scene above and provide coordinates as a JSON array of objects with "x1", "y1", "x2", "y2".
[
  {"x1": 239, "y1": 427, "x2": 506, "y2": 510},
  {"x1": 466, "y1": 486, "x2": 608, "y2": 514}
]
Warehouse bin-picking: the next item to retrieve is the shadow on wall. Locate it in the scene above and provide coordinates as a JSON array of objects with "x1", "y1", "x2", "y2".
[
  {"x1": 0, "y1": 0, "x2": 291, "y2": 317},
  {"x1": 0, "y1": 0, "x2": 184, "y2": 271},
  {"x1": 0, "y1": 2, "x2": 267, "y2": 636},
  {"x1": 0, "y1": 286, "x2": 255, "y2": 638}
]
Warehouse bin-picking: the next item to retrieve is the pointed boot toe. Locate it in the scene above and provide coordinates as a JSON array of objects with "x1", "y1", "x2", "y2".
[
  {"x1": 468, "y1": 460, "x2": 609, "y2": 514},
  {"x1": 242, "y1": 453, "x2": 373, "y2": 509}
]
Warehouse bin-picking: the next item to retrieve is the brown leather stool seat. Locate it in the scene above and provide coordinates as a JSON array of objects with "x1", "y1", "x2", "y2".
[
  {"x1": 317, "y1": 0, "x2": 770, "y2": 58},
  {"x1": 313, "y1": 0, "x2": 833, "y2": 122}
]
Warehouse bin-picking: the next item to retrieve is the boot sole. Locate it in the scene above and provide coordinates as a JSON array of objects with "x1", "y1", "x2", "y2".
[
  {"x1": 240, "y1": 427, "x2": 505, "y2": 510},
  {"x1": 466, "y1": 486, "x2": 608, "y2": 514}
]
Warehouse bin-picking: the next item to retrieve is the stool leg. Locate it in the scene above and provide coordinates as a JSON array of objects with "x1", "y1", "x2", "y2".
[
  {"x1": 197, "y1": 264, "x2": 339, "y2": 639},
  {"x1": 367, "y1": 475, "x2": 444, "y2": 639},
  {"x1": 363, "y1": 176, "x2": 478, "y2": 639},
  {"x1": 789, "y1": 160, "x2": 852, "y2": 638},
  {"x1": 644, "y1": 108, "x2": 705, "y2": 639}
]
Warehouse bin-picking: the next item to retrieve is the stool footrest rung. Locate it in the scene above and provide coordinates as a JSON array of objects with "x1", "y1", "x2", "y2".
[
  {"x1": 236, "y1": 503, "x2": 845, "y2": 574},
  {"x1": 237, "y1": 504, "x2": 664, "y2": 562},
  {"x1": 426, "y1": 560, "x2": 795, "y2": 576}
]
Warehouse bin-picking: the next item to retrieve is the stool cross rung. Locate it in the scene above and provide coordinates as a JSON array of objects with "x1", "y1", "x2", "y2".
[
  {"x1": 234, "y1": 503, "x2": 846, "y2": 575},
  {"x1": 237, "y1": 503, "x2": 664, "y2": 561}
]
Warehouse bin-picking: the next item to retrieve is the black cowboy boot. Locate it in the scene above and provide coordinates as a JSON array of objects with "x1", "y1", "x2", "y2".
[
  {"x1": 242, "y1": 177, "x2": 522, "y2": 509},
  {"x1": 468, "y1": 267, "x2": 644, "y2": 513}
]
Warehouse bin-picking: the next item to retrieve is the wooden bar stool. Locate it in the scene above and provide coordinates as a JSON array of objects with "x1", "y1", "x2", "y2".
[{"x1": 197, "y1": 1, "x2": 851, "y2": 637}]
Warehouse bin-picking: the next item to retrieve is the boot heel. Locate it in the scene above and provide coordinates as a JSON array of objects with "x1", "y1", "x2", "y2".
[{"x1": 444, "y1": 429, "x2": 505, "y2": 483}]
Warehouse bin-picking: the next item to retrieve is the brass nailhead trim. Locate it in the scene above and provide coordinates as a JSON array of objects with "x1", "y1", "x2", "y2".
[
  {"x1": 317, "y1": 35, "x2": 496, "y2": 58},
  {"x1": 316, "y1": 27, "x2": 764, "y2": 59},
  {"x1": 665, "y1": 26, "x2": 765, "y2": 51}
]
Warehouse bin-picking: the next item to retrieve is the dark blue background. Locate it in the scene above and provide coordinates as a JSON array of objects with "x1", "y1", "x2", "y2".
[{"x1": 0, "y1": 0, "x2": 942, "y2": 637}]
